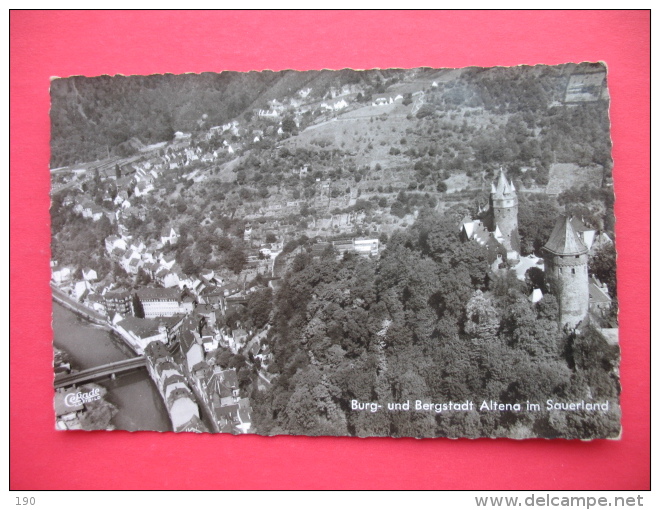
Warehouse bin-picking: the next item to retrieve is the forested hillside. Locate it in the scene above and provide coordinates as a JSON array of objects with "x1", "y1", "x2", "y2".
[
  {"x1": 252, "y1": 211, "x2": 620, "y2": 439},
  {"x1": 50, "y1": 68, "x2": 407, "y2": 167}
]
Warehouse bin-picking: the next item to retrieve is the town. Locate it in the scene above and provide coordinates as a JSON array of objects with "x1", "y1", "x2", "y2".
[{"x1": 51, "y1": 64, "x2": 620, "y2": 438}]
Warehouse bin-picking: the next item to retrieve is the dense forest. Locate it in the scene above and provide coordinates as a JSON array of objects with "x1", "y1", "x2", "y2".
[{"x1": 251, "y1": 211, "x2": 620, "y2": 439}]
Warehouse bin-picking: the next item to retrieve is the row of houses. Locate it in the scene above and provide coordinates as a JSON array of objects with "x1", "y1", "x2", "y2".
[
  {"x1": 105, "y1": 232, "x2": 183, "y2": 286},
  {"x1": 72, "y1": 198, "x2": 111, "y2": 222},
  {"x1": 179, "y1": 318, "x2": 253, "y2": 433},
  {"x1": 144, "y1": 340, "x2": 208, "y2": 433}
]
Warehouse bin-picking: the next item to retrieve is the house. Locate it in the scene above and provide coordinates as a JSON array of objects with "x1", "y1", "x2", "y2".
[
  {"x1": 144, "y1": 340, "x2": 173, "y2": 371},
  {"x1": 160, "y1": 254, "x2": 177, "y2": 270},
  {"x1": 73, "y1": 280, "x2": 91, "y2": 301},
  {"x1": 105, "y1": 235, "x2": 127, "y2": 255},
  {"x1": 223, "y1": 328, "x2": 248, "y2": 354},
  {"x1": 142, "y1": 261, "x2": 160, "y2": 279},
  {"x1": 194, "y1": 304, "x2": 216, "y2": 326},
  {"x1": 51, "y1": 266, "x2": 73, "y2": 285},
  {"x1": 86, "y1": 293, "x2": 106, "y2": 314},
  {"x1": 174, "y1": 131, "x2": 192, "y2": 140},
  {"x1": 121, "y1": 249, "x2": 140, "y2": 273},
  {"x1": 217, "y1": 283, "x2": 241, "y2": 297},
  {"x1": 353, "y1": 238, "x2": 379, "y2": 257},
  {"x1": 88, "y1": 205, "x2": 104, "y2": 222},
  {"x1": 167, "y1": 388, "x2": 200, "y2": 431},
  {"x1": 589, "y1": 277, "x2": 613, "y2": 317},
  {"x1": 125, "y1": 257, "x2": 142, "y2": 275},
  {"x1": 160, "y1": 372, "x2": 188, "y2": 401},
  {"x1": 179, "y1": 320, "x2": 205, "y2": 372},
  {"x1": 211, "y1": 397, "x2": 253, "y2": 434},
  {"x1": 110, "y1": 246, "x2": 127, "y2": 262},
  {"x1": 201, "y1": 334, "x2": 219, "y2": 353},
  {"x1": 103, "y1": 288, "x2": 133, "y2": 316},
  {"x1": 181, "y1": 295, "x2": 195, "y2": 313},
  {"x1": 200, "y1": 269, "x2": 215, "y2": 281},
  {"x1": 82, "y1": 268, "x2": 97, "y2": 281},
  {"x1": 115, "y1": 316, "x2": 168, "y2": 354},
  {"x1": 156, "y1": 269, "x2": 180, "y2": 289},
  {"x1": 235, "y1": 398, "x2": 253, "y2": 433},
  {"x1": 159, "y1": 315, "x2": 185, "y2": 343},
  {"x1": 160, "y1": 227, "x2": 179, "y2": 246},
  {"x1": 155, "y1": 361, "x2": 184, "y2": 392},
  {"x1": 134, "y1": 181, "x2": 154, "y2": 197},
  {"x1": 176, "y1": 415, "x2": 208, "y2": 433}
]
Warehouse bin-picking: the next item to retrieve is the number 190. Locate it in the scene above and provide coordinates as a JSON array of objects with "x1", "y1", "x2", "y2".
[{"x1": 16, "y1": 497, "x2": 35, "y2": 506}]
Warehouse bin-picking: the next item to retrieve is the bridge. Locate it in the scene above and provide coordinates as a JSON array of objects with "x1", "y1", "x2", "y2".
[{"x1": 54, "y1": 356, "x2": 147, "y2": 389}]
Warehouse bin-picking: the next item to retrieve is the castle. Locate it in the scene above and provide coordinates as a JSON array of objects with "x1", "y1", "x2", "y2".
[{"x1": 462, "y1": 169, "x2": 591, "y2": 329}]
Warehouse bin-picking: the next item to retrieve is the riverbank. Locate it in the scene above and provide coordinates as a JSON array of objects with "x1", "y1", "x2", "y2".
[
  {"x1": 52, "y1": 302, "x2": 172, "y2": 431},
  {"x1": 51, "y1": 284, "x2": 142, "y2": 356},
  {"x1": 51, "y1": 284, "x2": 108, "y2": 326}
]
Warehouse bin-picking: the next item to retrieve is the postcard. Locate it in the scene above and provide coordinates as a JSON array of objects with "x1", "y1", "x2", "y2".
[{"x1": 50, "y1": 63, "x2": 620, "y2": 438}]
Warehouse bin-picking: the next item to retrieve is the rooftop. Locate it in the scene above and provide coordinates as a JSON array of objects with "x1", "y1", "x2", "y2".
[
  {"x1": 144, "y1": 340, "x2": 170, "y2": 360},
  {"x1": 136, "y1": 287, "x2": 181, "y2": 301},
  {"x1": 543, "y1": 216, "x2": 588, "y2": 256},
  {"x1": 117, "y1": 316, "x2": 162, "y2": 339},
  {"x1": 491, "y1": 169, "x2": 515, "y2": 197}
]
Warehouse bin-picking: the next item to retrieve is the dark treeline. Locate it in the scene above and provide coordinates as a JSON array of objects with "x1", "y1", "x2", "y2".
[{"x1": 252, "y1": 212, "x2": 620, "y2": 438}]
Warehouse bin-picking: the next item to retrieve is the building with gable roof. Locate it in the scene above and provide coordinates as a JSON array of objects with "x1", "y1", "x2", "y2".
[
  {"x1": 115, "y1": 316, "x2": 168, "y2": 354},
  {"x1": 135, "y1": 287, "x2": 184, "y2": 318}
]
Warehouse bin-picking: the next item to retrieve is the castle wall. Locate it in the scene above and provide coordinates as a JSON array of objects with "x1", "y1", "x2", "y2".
[{"x1": 544, "y1": 252, "x2": 589, "y2": 328}]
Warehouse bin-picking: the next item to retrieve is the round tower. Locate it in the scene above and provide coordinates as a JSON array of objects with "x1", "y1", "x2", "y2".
[
  {"x1": 542, "y1": 216, "x2": 589, "y2": 329},
  {"x1": 490, "y1": 169, "x2": 519, "y2": 253}
]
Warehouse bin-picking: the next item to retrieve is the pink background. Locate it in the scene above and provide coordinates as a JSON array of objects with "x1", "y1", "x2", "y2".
[{"x1": 10, "y1": 11, "x2": 650, "y2": 490}]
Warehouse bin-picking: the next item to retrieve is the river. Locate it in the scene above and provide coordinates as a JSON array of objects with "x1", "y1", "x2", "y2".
[{"x1": 52, "y1": 302, "x2": 171, "y2": 432}]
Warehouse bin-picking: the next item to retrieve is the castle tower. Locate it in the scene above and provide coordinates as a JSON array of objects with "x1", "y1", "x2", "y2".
[
  {"x1": 542, "y1": 216, "x2": 589, "y2": 329},
  {"x1": 490, "y1": 169, "x2": 519, "y2": 253}
]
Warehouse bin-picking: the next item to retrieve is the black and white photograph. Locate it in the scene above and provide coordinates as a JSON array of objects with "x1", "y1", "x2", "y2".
[{"x1": 50, "y1": 63, "x2": 620, "y2": 439}]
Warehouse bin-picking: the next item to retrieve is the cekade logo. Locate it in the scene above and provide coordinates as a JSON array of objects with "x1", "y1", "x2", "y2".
[{"x1": 64, "y1": 388, "x2": 101, "y2": 407}]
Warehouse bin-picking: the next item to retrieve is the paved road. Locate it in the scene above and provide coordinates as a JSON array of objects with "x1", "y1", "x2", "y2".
[{"x1": 51, "y1": 284, "x2": 107, "y2": 324}]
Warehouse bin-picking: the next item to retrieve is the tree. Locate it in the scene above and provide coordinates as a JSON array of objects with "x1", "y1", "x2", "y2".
[
  {"x1": 132, "y1": 294, "x2": 145, "y2": 318},
  {"x1": 136, "y1": 268, "x2": 151, "y2": 286},
  {"x1": 589, "y1": 243, "x2": 617, "y2": 298},
  {"x1": 517, "y1": 195, "x2": 559, "y2": 255},
  {"x1": 282, "y1": 116, "x2": 297, "y2": 133},
  {"x1": 464, "y1": 290, "x2": 499, "y2": 344},
  {"x1": 226, "y1": 246, "x2": 247, "y2": 274},
  {"x1": 247, "y1": 288, "x2": 273, "y2": 330},
  {"x1": 525, "y1": 266, "x2": 546, "y2": 293}
]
